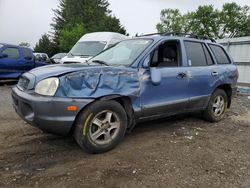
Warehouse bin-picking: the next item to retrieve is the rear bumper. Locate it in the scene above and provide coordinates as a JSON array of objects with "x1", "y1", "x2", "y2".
[
  {"x1": 12, "y1": 87, "x2": 94, "y2": 135},
  {"x1": 232, "y1": 86, "x2": 237, "y2": 98}
]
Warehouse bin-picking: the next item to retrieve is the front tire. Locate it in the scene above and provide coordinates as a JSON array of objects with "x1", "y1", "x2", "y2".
[
  {"x1": 74, "y1": 100, "x2": 127, "y2": 154},
  {"x1": 203, "y1": 89, "x2": 228, "y2": 122}
]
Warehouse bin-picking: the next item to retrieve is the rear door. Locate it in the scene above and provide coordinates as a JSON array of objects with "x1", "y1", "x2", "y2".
[
  {"x1": 0, "y1": 46, "x2": 23, "y2": 78},
  {"x1": 184, "y1": 41, "x2": 218, "y2": 110}
]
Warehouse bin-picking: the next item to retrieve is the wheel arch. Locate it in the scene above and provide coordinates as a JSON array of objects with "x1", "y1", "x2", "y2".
[
  {"x1": 70, "y1": 95, "x2": 135, "y2": 134},
  {"x1": 98, "y1": 95, "x2": 135, "y2": 130},
  {"x1": 215, "y1": 84, "x2": 233, "y2": 108}
]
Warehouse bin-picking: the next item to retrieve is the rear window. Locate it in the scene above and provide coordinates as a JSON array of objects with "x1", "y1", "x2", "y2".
[
  {"x1": 2, "y1": 47, "x2": 20, "y2": 59},
  {"x1": 208, "y1": 44, "x2": 230, "y2": 64}
]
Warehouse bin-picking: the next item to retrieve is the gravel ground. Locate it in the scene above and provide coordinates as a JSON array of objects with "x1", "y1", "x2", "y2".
[{"x1": 0, "y1": 84, "x2": 250, "y2": 188}]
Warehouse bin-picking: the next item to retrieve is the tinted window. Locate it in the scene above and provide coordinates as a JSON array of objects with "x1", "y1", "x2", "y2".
[
  {"x1": 209, "y1": 44, "x2": 230, "y2": 64},
  {"x1": 2, "y1": 47, "x2": 20, "y2": 58},
  {"x1": 184, "y1": 41, "x2": 207, "y2": 66},
  {"x1": 151, "y1": 41, "x2": 180, "y2": 67},
  {"x1": 202, "y1": 44, "x2": 214, "y2": 65},
  {"x1": 23, "y1": 48, "x2": 32, "y2": 58}
]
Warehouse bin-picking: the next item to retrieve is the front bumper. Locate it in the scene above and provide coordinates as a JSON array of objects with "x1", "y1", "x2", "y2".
[{"x1": 12, "y1": 87, "x2": 94, "y2": 135}]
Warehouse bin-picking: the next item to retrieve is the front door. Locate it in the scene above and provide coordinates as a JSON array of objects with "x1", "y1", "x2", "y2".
[
  {"x1": 0, "y1": 46, "x2": 23, "y2": 78},
  {"x1": 140, "y1": 40, "x2": 189, "y2": 118}
]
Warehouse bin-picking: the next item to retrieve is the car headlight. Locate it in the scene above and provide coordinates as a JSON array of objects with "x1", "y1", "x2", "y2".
[{"x1": 35, "y1": 77, "x2": 59, "y2": 96}]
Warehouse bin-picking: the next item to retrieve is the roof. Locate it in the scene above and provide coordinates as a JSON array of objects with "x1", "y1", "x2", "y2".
[
  {"x1": 135, "y1": 32, "x2": 217, "y2": 44},
  {"x1": 0, "y1": 43, "x2": 31, "y2": 49}
]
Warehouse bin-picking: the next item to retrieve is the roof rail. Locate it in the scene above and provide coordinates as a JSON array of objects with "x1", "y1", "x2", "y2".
[{"x1": 138, "y1": 32, "x2": 216, "y2": 43}]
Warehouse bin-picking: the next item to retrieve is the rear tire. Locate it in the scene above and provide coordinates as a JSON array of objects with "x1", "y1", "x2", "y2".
[
  {"x1": 74, "y1": 100, "x2": 127, "y2": 154},
  {"x1": 203, "y1": 89, "x2": 228, "y2": 122}
]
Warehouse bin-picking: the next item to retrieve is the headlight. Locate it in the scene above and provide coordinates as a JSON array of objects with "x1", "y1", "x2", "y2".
[{"x1": 35, "y1": 77, "x2": 59, "y2": 96}]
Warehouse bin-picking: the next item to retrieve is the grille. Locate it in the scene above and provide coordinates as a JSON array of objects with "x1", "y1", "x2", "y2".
[{"x1": 17, "y1": 76, "x2": 30, "y2": 91}]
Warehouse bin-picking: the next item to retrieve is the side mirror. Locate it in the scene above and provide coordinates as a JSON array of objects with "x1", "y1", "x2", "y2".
[{"x1": 150, "y1": 67, "x2": 161, "y2": 86}]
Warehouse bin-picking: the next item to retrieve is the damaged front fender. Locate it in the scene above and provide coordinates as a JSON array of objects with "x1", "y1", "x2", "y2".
[{"x1": 56, "y1": 67, "x2": 141, "y2": 99}]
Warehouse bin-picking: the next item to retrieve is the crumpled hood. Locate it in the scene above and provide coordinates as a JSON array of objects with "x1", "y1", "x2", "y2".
[
  {"x1": 29, "y1": 64, "x2": 92, "y2": 81},
  {"x1": 56, "y1": 66, "x2": 141, "y2": 98}
]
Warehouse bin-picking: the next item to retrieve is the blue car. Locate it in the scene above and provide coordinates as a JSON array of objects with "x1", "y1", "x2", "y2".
[
  {"x1": 12, "y1": 33, "x2": 238, "y2": 153},
  {"x1": 0, "y1": 43, "x2": 48, "y2": 79}
]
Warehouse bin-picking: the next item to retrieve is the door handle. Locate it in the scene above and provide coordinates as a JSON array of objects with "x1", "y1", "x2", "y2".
[
  {"x1": 177, "y1": 72, "x2": 187, "y2": 79},
  {"x1": 211, "y1": 71, "x2": 219, "y2": 77}
]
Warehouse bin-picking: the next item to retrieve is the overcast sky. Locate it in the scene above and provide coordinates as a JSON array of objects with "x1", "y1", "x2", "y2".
[{"x1": 0, "y1": 0, "x2": 249, "y2": 48}]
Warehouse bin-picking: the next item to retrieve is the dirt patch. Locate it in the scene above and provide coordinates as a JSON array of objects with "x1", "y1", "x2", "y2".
[{"x1": 0, "y1": 85, "x2": 250, "y2": 188}]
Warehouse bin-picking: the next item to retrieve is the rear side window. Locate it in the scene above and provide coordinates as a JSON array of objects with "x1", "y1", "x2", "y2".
[
  {"x1": 2, "y1": 47, "x2": 20, "y2": 59},
  {"x1": 184, "y1": 41, "x2": 207, "y2": 66},
  {"x1": 208, "y1": 44, "x2": 230, "y2": 64},
  {"x1": 23, "y1": 48, "x2": 33, "y2": 58}
]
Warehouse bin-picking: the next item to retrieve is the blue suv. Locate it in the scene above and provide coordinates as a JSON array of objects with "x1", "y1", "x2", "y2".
[
  {"x1": 0, "y1": 43, "x2": 48, "y2": 79},
  {"x1": 12, "y1": 33, "x2": 238, "y2": 153}
]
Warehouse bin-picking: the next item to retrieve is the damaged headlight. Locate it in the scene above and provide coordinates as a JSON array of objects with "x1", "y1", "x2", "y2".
[{"x1": 35, "y1": 77, "x2": 59, "y2": 96}]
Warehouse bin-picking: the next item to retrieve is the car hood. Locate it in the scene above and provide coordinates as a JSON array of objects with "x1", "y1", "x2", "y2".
[
  {"x1": 60, "y1": 55, "x2": 92, "y2": 64},
  {"x1": 24, "y1": 64, "x2": 141, "y2": 99},
  {"x1": 29, "y1": 64, "x2": 92, "y2": 80}
]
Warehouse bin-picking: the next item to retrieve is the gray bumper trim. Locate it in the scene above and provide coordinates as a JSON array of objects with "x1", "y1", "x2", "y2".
[{"x1": 12, "y1": 87, "x2": 94, "y2": 135}]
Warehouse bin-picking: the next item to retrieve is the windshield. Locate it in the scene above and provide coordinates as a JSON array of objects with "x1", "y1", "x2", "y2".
[
  {"x1": 69, "y1": 41, "x2": 106, "y2": 56},
  {"x1": 91, "y1": 39, "x2": 152, "y2": 66},
  {"x1": 0, "y1": 44, "x2": 3, "y2": 49}
]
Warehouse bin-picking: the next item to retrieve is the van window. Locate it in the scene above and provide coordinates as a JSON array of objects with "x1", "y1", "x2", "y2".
[
  {"x1": 184, "y1": 41, "x2": 207, "y2": 66},
  {"x1": 2, "y1": 47, "x2": 20, "y2": 59},
  {"x1": 69, "y1": 41, "x2": 107, "y2": 57},
  {"x1": 209, "y1": 44, "x2": 230, "y2": 64}
]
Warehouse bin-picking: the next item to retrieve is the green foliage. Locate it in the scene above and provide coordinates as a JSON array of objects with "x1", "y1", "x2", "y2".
[
  {"x1": 35, "y1": 0, "x2": 126, "y2": 54},
  {"x1": 51, "y1": 0, "x2": 126, "y2": 49},
  {"x1": 19, "y1": 42, "x2": 30, "y2": 48},
  {"x1": 156, "y1": 9, "x2": 185, "y2": 33},
  {"x1": 156, "y1": 3, "x2": 250, "y2": 38},
  {"x1": 58, "y1": 23, "x2": 86, "y2": 52},
  {"x1": 33, "y1": 34, "x2": 57, "y2": 57}
]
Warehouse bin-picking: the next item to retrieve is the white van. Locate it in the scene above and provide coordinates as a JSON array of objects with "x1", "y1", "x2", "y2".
[{"x1": 60, "y1": 32, "x2": 129, "y2": 64}]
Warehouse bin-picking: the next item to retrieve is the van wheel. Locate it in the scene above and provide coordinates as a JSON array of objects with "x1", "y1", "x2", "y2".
[
  {"x1": 203, "y1": 89, "x2": 228, "y2": 122},
  {"x1": 74, "y1": 100, "x2": 127, "y2": 154}
]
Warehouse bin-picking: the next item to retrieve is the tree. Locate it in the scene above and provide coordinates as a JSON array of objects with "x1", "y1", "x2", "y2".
[
  {"x1": 33, "y1": 34, "x2": 57, "y2": 57},
  {"x1": 19, "y1": 42, "x2": 30, "y2": 48},
  {"x1": 156, "y1": 9, "x2": 185, "y2": 33},
  {"x1": 156, "y1": 3, "x2": 250, "y2": 38},
  {"x1": 58, "y1": 23, "x2": 86, "y2": 52},
  {"x1": 51, "y1": 0, "x2": 126, "y2": 49}
]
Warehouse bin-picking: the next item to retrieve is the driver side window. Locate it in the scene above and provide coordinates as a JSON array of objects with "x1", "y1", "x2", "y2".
[{"x1": 150, "y1": 40, "x2": 180, "y2": 68}]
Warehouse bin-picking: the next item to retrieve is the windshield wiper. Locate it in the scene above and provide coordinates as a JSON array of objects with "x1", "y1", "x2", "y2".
[{"x1": 92, "y1": 60, "x2": 109, "y2": 66}]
